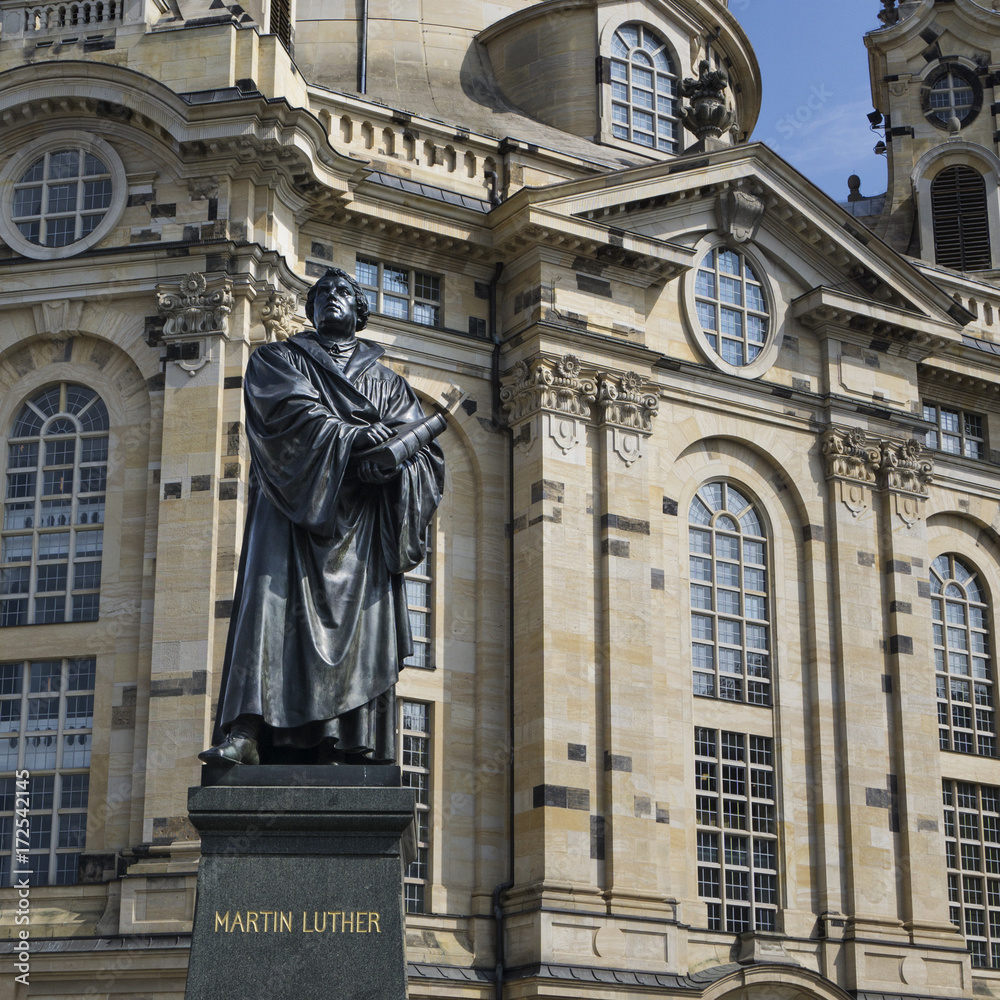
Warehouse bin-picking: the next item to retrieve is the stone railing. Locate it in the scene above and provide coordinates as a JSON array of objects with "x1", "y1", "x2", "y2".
[{"x1": 24, "y1": 0, "x2": 122, "y2": 31}]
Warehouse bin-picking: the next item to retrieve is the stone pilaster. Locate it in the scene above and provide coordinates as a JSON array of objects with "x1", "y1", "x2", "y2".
[
  {"x1": 139, "y1": 272, "x2": 232, "y2": 850},
  {"x1": 594, "y1": 371, "x2": 664, "y2": 916},
  {"x1": 500, "y1": 355, "x2": 605, "y2": 963}
]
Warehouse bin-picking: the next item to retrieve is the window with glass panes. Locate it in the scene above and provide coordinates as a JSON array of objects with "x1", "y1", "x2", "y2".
[
  {"x1": 695, "y1": 728, "x2": 778, "y2": 933},
  {"x1": 0, "y1": 657, "x2": 93, "y2": 886},
  {"x1": 2, "y1": 384, "x2": 107, "y2": 626},
  {"x1": 355, "y1": 258, "x2": 441, "y2": 327},
  {"x1": 689, "y1": 483, "x2": 771, "y2": 705},
  {"x1": 923, "y1": 403, "x2": 985, "y2": 460},
  {"x1": 931, "y1": 555, "x2": 996, "y2": 757},
  {"x1": 694, "y1": 249, "x2": 770, "y2": 368},
  {"x1": 11, "y1": 149, "x2": 113, "y2": 249},
  {"x1": 403, "y1": 528, "x2": 432, "y2": 669},
  {"x1": 943, "y1": 779, "x2": 1000, "y2": 968},
  {"x1": 400, "y1": 700, "x2": 431, "y2": 913},
  {"x1": 608, "y1": 23, "x2": 679, "y2": 153},
  {"x1": 927, "y1": 67, "x2": 976, "y2": 126}
]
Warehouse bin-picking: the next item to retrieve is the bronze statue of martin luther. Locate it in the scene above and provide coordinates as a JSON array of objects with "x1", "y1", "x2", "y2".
[{"x1": 199, "y1": 268, "x2": 446, "y2": 767}]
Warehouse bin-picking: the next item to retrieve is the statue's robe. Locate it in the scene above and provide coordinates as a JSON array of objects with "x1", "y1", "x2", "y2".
[{"x1": 213, "y1": 331, "x2": 445, "y2": 759}]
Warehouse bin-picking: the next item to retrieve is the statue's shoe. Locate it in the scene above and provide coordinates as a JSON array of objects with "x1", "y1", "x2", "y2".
[{"x1": 198, "y1": 735, "x2": 260, "y2": 766}]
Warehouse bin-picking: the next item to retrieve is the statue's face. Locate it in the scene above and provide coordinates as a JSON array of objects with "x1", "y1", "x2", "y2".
[{"x1": 312, "y1": 274, "x2": 358, "y2": 340}]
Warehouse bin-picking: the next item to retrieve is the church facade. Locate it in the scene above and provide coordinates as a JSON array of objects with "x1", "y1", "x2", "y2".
[{"x1": 0, "y1": 1, "x2": 999, "y2": 999}]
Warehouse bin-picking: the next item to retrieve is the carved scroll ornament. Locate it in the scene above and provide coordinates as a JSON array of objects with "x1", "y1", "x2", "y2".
[
  {"x1": 500, "y1": 354, "x2": 597, "y2": 425},
  {"x1": 821, "y1": 427, "x2": 880, "y2": 484},
  {"x1": 157, "y1": 272, "x2": 233, "y2": 337}
]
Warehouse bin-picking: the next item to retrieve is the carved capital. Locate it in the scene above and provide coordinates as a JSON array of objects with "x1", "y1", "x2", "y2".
[
  {"x1": 821, "y1": 427, "x2": 881, "y2": 484},
  {"x1": 157, "y1": 272, "x2": 233, "y2": 377},
  {"x1": 158, "y1": 273, "x2": 233, "y2": 338},
  {"x1": 598, "y1": 371, "x2": 658, "y2": 467},
  {"x1": 880, "y1": 439, "x2": 933, "y2": 496},
  {"x1": 597, "y1": 371, "x2": 659, "y2": 432},
  {"x1": 259, "y1": 291, "x2": 300, "y2": 342},
  {"x1": 500, "y1": 354, "x2": 597, "y2": 425}
]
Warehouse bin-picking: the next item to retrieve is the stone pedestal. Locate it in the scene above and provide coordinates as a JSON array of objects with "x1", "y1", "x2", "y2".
[{"x1": 184, "y1": 765, "x2": 415, "y2": 1000}]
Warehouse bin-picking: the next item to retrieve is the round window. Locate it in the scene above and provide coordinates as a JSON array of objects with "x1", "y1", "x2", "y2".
[
  {"x1": 923, "y1": 63, "x2": 982, "y2": 130},
  {"x1": 690, "y1": 246, "x2": 774, "y2": 374},
  {"x1": 0, "y1": 133, "x2": 126, "y2": 261}
]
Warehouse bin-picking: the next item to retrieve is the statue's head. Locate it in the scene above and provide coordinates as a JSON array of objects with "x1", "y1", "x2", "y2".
[{"x1": 305, "y1": 267, "x2": 370, "y2": 332}]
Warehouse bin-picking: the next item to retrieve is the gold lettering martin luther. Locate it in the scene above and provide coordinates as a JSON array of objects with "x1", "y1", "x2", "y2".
[{"x1": 214, "y1": 910, "x2": 382, "y2": 934}]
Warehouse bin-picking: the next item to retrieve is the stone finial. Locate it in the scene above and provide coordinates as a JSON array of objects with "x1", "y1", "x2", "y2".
[
  {"x1": 157, "y1": 273, "x2": 233, "y2": 337},
  {"x1": 260, "y1": 291, "x2": 299, "y2": 342},
  {"x1": 880, "y1": 439, "x2": 933, "y2": 495},
  {"x1": 499, "y1": 354, "x2": 597, "y2": 425},
  {"x1": 821, "y1": 427, "x2": 881, "y2": 483},
  {"x1": 679, "y1": 60, "x2": 738, "y2": 143}
]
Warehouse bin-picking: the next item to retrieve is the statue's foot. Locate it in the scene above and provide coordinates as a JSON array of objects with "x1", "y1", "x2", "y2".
[{"x1": 198, "y1": 734, "x2": 260, "y2": 766}]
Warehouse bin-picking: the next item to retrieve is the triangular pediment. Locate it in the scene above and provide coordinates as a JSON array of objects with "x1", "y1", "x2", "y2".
[{"x1": 493, "y1": 141, "x2": 969, "y2": 339}]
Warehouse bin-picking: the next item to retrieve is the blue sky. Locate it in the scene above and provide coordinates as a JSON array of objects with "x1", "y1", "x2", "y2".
[{"x1": 734, "y1": 0, "x2": 888, "y2": 203}]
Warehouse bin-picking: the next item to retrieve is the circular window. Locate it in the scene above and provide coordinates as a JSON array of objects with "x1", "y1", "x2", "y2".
[
  {"x1": 923, "y1": 63, "x2": 982, "y2": 130},
  {"x1": 687, "y1": 245, "x2": 775, "y2": 376},
  {"x1": 0, "y1": 132, "x2": 126, "y2": 261}
]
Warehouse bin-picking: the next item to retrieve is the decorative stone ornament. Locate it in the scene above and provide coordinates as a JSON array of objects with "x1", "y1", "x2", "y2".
[
  {"x1": 679, "y1": 60, "x2": 738, "y2": 143},
  {"x1": 821, "y1": 427, "x2": 880, "y2": 484},
  {"x1": 157, "y1": 272, "x2": 233, "y2": 376},
  {"x1": 717, "y1": 179, "x2": 765, "y2": 243},
  {"x1": 822, "y1": 427, "x2": 881, "y2": 519},
  {"x1": 821, "y1": 429, "x2": 934, "y2": 524},
  {"x1": 260, "y1": 290, "x2": 300, "y2": 342},
  {"x1": 500, "y1": 354, "x2": 597, "y2": 454},
  {"x1": 598, "y1": 371, "x2": 659, "y2": 467},
  {"x1": 881, "y1": 439, "x2": 933, "y2": 527}
]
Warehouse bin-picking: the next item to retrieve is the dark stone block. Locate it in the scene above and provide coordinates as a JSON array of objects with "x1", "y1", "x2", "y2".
[
  {"x1": 886, "y1": 559, "x2": 911, "y2": 575},
  {"x1": 185, "y1": 776, "x2": 414, "y2": 1000},
  {"x1": 866, "y1": 787, "x2": 890, "y2": 809},
  {"x1": 576, "y1": 274, "x2": 612, "y2": 298},
  {"x1": 590, "y1": 815, "x2": 605, "y2": 860},
  {"x1": 567, "y1": 743, "x2": 586, "y2": 762},
  {"x1": 468, "y1": 317, "x2": 487, "y2": 337},
  {"x1": 889, "y1": 634, "x2": 913, "y2": 655},
  {"x1": 601, "y1": 513, "x2": 649, "y2": 534},
  {"x1": 650, "y1": 569, "x2": 664, "y2": 591},
  {"x1": 191, "y1": 475, "x2": 212, "y2": 492},
  {"x1": 857, "y1": 551, "x2": 875, "y2": 567},
  {"x1": 803, "y1": 524, "x2": 824, "y2": 543},
  {"x1": 881, "y1": 675, "x2": 893, "y2": 693},
  {"x1": 531, "y1": 479, "x2": 564, "y2": 504},
  {"x1": 662, "y1": 497, "x2": 678, "y2": 516},
  {"x1": 224, "y1": 375, "x2": 244, "y2": 390},
  {"x1": 151, "y1": 671, "x2": 207, "y2": 697},
  {"x1": 163, "y1": 482, "x2": 182, "y2": 499},
  {"x1": 602, "y1": 539, "x2": 630, "y2": 558},
  {"x1": 604, "y1": 751, "x2": 632, "y2": 773},
  {"x1": 565, "y1": 787, "x2": 590, "y2": 811},
  {"x1": 890, "y1": 600, "x2": 912, "y2": 614},
  {"x1": 215, "y1": 599, "x2": 234, "y2": 619}
]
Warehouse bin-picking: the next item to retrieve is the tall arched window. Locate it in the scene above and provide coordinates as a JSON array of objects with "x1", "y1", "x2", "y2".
[
  {"x1": 931, "y1": 555, "x2": 995, "y2": 757},
  {"x1": 689, "y1": 483, "x2": 771, "y2": 706},
  {"x1": 609, "y1": 23, "x2": 679, "y2": 153},
  {"x1": 932, "y1": 166, "x2": 991, "y2": 271},
  {"x1": 1, "y1": 384, "x2": 108, "y2": 626}
]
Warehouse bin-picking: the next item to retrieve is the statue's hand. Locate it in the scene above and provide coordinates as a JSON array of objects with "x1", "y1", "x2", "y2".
[
  {"x1": 357, "y1": 459, "x2": 399, "y2": 485},
  {"x1": 354, "y1": 421, "x2": 393, "y2": 451}
]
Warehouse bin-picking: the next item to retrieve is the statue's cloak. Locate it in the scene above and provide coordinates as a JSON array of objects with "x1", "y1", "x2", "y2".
[{"x1": 213, "y1": 331, "x2": 444, "y2": 753}]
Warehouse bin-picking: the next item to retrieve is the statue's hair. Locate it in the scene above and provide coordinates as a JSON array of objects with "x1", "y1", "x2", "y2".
[{"x1": 305, "y1": 267, "x2": 370, "y2": 331}]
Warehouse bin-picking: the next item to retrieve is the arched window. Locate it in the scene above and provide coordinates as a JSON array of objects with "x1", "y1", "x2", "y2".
[
  {"x1": 931, "y1": 555, "x2": 995, "y2": 757},
  {"x1": 689, "y1": 483, "x2": 771, "y2": 706},
  {"x1": 1, "y1": 384, "x2": 108, "y2": 626},
  {"x1": 932, "y1": 166, "x2": 991, "y2": 270},
  {"x1": 609, "y1": 23, "x2": 679, "y2": 153}
]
